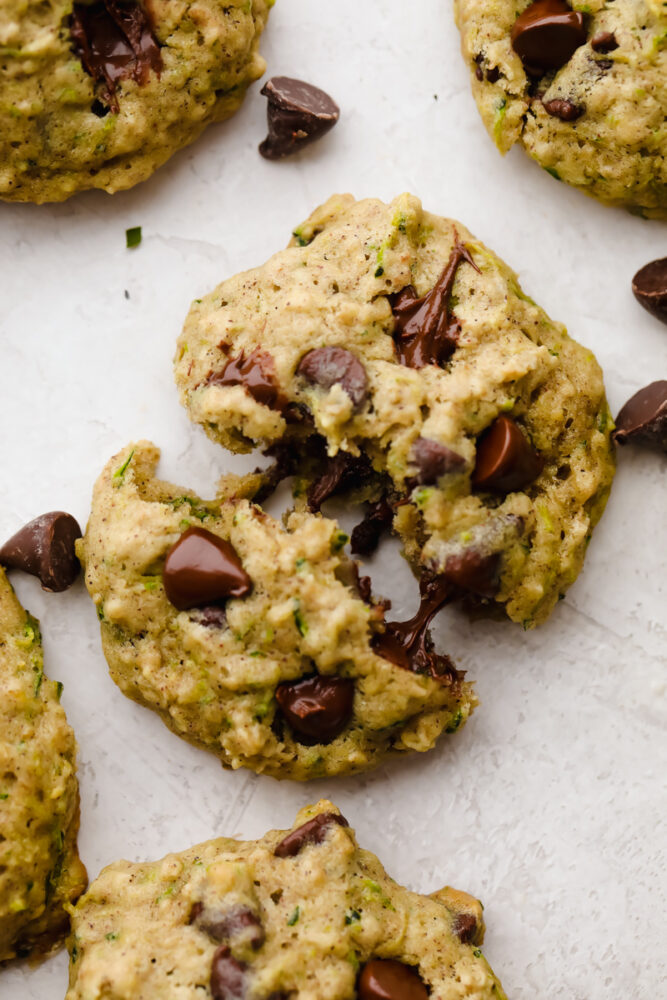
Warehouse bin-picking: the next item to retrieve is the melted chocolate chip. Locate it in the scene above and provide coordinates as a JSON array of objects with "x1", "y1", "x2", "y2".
[
  {"x1": 511, "y1": 0, "x2": 586, "y2": 75},
  {"x1": 542, "y1": 98, "x2": 584, "y2": 121},
  {"x1": 208, "y1": 349, "x2": 286, "y2": 411},
  {"x1": 612, "y1": 381, "x2": 667, "y2": 452},
  {"x1": 391, "y1": 239, "x2": 478, "y2": 368},
  {"x1": 194, "y1": 904, "x2": 265, "y2": 950},
  {"x1": 452, "y1": 912, "x2": 480, "y2": 944},
  {"x1": 409, "y1": 438, "x2": 466, "y2": 485},
  {"x1": 259, "y1": 77, "x2": 340, "y2": 159},
  {"x1": 350, "y1": 497, "x2": 394, "y2": 556},
  {"x1": 358, "y1": 960, "x2": 428, "y2": 1000},
  {"x1": 275, "y1": 675, "x2": 354, "y2": 745},
  {"x1": 373, "y1": 575, "x2": 458, "y2": 683},
  {"x1": 472, "y1": 415, "x2": 544, "y2": 493},
  {"x1": 0, "y1": 512, "x2": 82, "y2": 592},
  {"x1": 297, "y1": 347, "x2": 368, "y2": 409},
  {"x1": 210, "y1": 945, "x2": 246, "y2": 1000},
  {"x1": 163, "y1": 527, "x2": 252, "y2": 611},
  {"x1": 486, "y1": 66, "x2": 500, "y2": 83},
  {"x1": 632, "y1": 258, "x2": 667, "y2": 325},
  {"x1": 590, "y1": 30, "x2": 618, "y2": 53},
  {"x1": 442, "y1": 550, "x2": 501, "y2": 600},
  {"x1": 70, "y1": 0, "x2": 161, "y2": 113},
  {"x1": 306, "y1": 451, "x2": 369, "y2": 512},
  {"x1": 189, "y1": 605, "x2": 228, "y2": 629},
  {"x1": 274, "y1": 811, "x2": 349, "y2": 858}
]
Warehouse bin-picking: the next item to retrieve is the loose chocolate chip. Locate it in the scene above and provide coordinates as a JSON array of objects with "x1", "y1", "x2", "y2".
[
  {"x1": 189, "y1": 605, "x2": 228, "y2": 629},
  {"x1": 612, "y1": 381, "x2": 667, "y2": 452},
  {"x1": 410, "y1": 438, "x2": 466, "y2": 485},
  {"x1": 194, "y1": 904, "x2": 265, "y2": 950},
  {"x1": 210, "y1": 945, "x2": 247, "y2": 1000},
  {"x1": 453, "y1": 912, "x2": 480, "y2": 944},
  {"x1": 259, "y1": 77, "x2": 340, "y2": 160},
  {"x1": 297, "y1": 347, "x2": 368, "y2": 409},
  {"x1": 208, "y1": 349, "x2": 286, "y2": 412},
  {"x1": 632, "y1": 258, "x2": 667, "y2": 325},
  {"x1": 472, "y1": 415, "x2": 544, "y2": 493},
  {"x1": 350, "y1": 497, "x2": 394, "y2": 556},
  {"x1": 0, "y1": 512, "x2": 82, "y2": 592},
  {"x1": 511, "y1": 0, "x2": 586, "y2": 75},
  {"x1": 391, "y1": 239, "x2": 478, "y2": 368},
  {"x1": 306, "y1": 451, "x2": 370, "y2": 512},
  {"x1": 358, "y1": 960, "x2": 429, "y2": 1000},
  {"x1": 70, "y1": 0, "x2": 161, "y2": 113},
  {"x1": 590, "y1": 30, "x2": 618, "y2": 53},
  {"x1": 275, "y1": 675, "x2": 354, "y2": 745},
  {"x1": 442, "y1": 550, "x2": 501, "y2": 600},
  {"x1": 163, "y1": 527, "x2": 252, "y2": 611},
  {"x1": 542, "y1": 98, "x2": 584, "y2": 121},
  {"x1": 274, "y1": 811, "x2": 349, "y2": 858}
]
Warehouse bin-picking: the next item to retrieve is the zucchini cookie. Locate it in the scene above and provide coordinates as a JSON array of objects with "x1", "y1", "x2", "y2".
[
  {"x1": 65, "y1": 800, "x2": 507, "y2": 1000},
  {"x1": 78, "y1": 441, "x2": 474, "y2": 780},
  {"x1": 454, "y1": 0, "x2": 667, "y2": 216},
  {"x1": 175, "y1": 193, "x2": 615, "y2": 628},
  {"x1": 0, "y1": 0, "x2": 271, "y2": 203},
  {"x1": 0, "y1": 568, "x2": 86, "y2": 962}
]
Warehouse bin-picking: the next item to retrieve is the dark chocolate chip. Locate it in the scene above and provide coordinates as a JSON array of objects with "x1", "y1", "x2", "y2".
[
  {"x1": 163, "y1": 527, "x2": 252, "y2": 611},
  {"x1": 410, "y1": 438, "x2": 466, "y2": 485},
  {"x1": 358, "y1": 960, "x2": 428, "y2": 1000},
  {"x1": 189, "y1": 605, "x2": 228, "y2": 629},
  {"x1": 306, "y1": 451, "x2": 370, "y2": 513},
  {"x1": 472, "y1": 415, "x2": 544, "y2": 493},
  {"x1": 194, "y1": 904, "x2": 265, "y2": 950},
  {"x1": 612, "y1": 381, "x2": 667, "y2": 452},
  {"x1": 542, "y1": 98, "x2": 584, "y2": 120},
  {"x1": 274, "y1": 811, "x2": 349, "y2": 858},
  {"x1": 442, "y1": 550, "x2": 501, "y2": 600},
  {"x1": 210, "y1": 945, "x2": 246, "y2": 1000},
  {"x1": 453, "y1": 912, "x2": 480, "y2": 944},
  {"x1": 511, "y1": 0, "x2": 586, "y2": 75},
  {"x1": 0, "y1": 512, "x2": 82, "y2": 592},
  {"x1": 350, "y1": 497, "x2": 394, "y2": 556},
  {"x1": 632, "y1": 258, "x2": 667, "y2": 325},
  {"x1": 207, "y1": 349, "x2": 286, "y2": 412},
  {"x1": 486, "y1": 66, "x2": 500, "y2": 82},
  {"x1": 275, "y1": 675, "x2": 354, "y2": 745},
  {"x1": 297, "y1": 347, "x2": 368, "y2": 408},
  {"x1": 590, "y1": 30, "x2": 618, "y2": 53},
  {"x1": 259, "y1": 77, "x2": 339, "y2": 160}
]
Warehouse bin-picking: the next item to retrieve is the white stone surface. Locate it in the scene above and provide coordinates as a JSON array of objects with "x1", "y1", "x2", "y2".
[{"x1": 1, "y1": 1, "x2": 666, "y2": 997}]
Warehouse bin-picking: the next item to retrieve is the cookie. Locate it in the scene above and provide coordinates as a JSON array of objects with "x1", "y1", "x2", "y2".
[
  {"x1": 454, "y1": 0, "x2": 667, "y2": 217},
  {"x1": 0, "y1": 568, "x2": 86, "y2": 962},
  {"x1": 77, "y1": 441, "x2": 474, "y2": 780},
  {"x1": 65, "y1": 800, "x2": 507, "y2": 1000},
  {"x1": 175, "y1": 193, "x2": 615, "y2": 628},
  {"x1": 0, "y1": 0, "x2": 271, "y2": 203}
]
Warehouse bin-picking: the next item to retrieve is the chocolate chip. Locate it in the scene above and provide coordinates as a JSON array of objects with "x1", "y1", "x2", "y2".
[
  {"x1": 350, "y1": 497, "x2": 394, "y2": 556},
  {"x1": 542, "y1": 98, "x2": 584, "y2": 121},
  {"x1": 275, "y1": 675, "x2": 354, "y2": 745},
  {"x1": 632, "y1": 258, "x2": 667, "y2": 325},
  {"x1": 189, "y1": 605, "x2": 228, "y2": 629},
  {"x1": 0, "y1": 512, "x2": 82, "y2": 592},
  {"x1": 590, "y1": 30, "x2": 618, "y2": 53},
  {"x1": 297, "y1": 347, "x2": 368, "y2": 408},
  {"x1": 472, "y1": 415, "x2": 544, "y2": 493},
  {"x1": 358, "y1": 960, "x2": 428, "y2": 1000},
  {"x1": 207, "y1": 349, "x2": 286, "y2": 412},
  {"x1": 274, "y1": 811, "x2": 349, "y2": 858},
  {"x1": 163, "y1": 527, "x2": 252, "y2": 611},
  {"x1": 70, "y1": 0, "x2": 161, "y2": 113},
  {"x1": 486, "y1": 66, "x2": 500, "y2": 82},
  {"x1": 306, "y1": 451, "x2": 370, "y2": 512},
  {"x1": 511, "y1": 0, "x2": 586, "y2": 75},
  {"x1": 409, "y1": 438, "x2": 466, "y2": 485},
  {"x1": 259, "y1": 77, "x2": 339, "y2": 160},
  {"x1": 210, "y1": 945, "x2": 247, "y2": 1000},
  {"x1": 391, "y1": 238, "x2": 478, "y2": 368},
  {"x1": 452, "y1": 912, "x2": 480, "y2": 944},
  {"x1": 442, "y1": 550, "x2": 501, "y2": 600},
  {"x1": 612, "y1": 381, "x2": 667, "y2": 452},
  {"x1": 194, "y1": 904, "x2": 265, "y2": 950}
]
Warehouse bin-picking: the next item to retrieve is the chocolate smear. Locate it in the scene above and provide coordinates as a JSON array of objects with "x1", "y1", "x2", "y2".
[
  {"x1": 409, "y1": 438, "x2": 466, "y2": 485},
  {"x1": 612, "y1": 381, "x2": 667, "y2": 452},
  {"x1": 274, "y1": 811, "x2": 349, "y2": 858},
  {"x1": 0, "y1": 512, "x2": 82, "y2": 592},
  {"x1": 543, "y1": 98, "x2": 583, "y2": 121},
  {"x1": 590, "y1": 30, "x2": 618, "y2": 53},
  {"x1": 163, "y1": 527, "x2": 252, "y2": 611},
  {"x1": 358, "y1": 960, "x2": 429, "y2": 1000},
  {"x1": 350, "y1": 497, "x2": 394, "y2": 556},
  {"x1": 472, "y1": 415, "x2": 544, "y2": 493},
  {"x1": 275, "y1": 675, "x2": 354, "y2": 745},
  {"x1": 632, "y1": 258, "x2": 667, "y2": 325},
  {"x1": 210, "y1": 946, "x2": 246, "y2": 1000},
  {"x1": 297, "y1": 346, "x2": 368, "y2": 409},
  {"x1": 208, "y1": 349, "x2": 286, "y2": 412},
  {"x1": 259, "y1": 77, "x2": 340, "y2": 160},
  {"x1": 511, "y1": 0, "x2": 586, "y2": 75},
  {"x1": 306, "y1": 450, "x2": 370, "y2": 512}
]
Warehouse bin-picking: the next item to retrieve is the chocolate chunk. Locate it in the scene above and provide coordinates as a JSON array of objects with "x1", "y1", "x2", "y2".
[
  {"x1": 275, "y1": 675, "x2": 354, "y2": 745},
  {"x1": 391, "y1": 238, "x2": 478, "y2": 368},
  {"x1": 0, "y1": 512, "x2": 82, "y2": 592},
  {"x1": 210, "y1": 945, "x2": 246, "y2": 1000},
  {"x1": 472, "y1": 415, "x2": 544, "y2": 493},
  {"x1": 452, "y1": 912, "x2": 480, "y2": 944},
  {"x1": 274, "y1": 811, "x2": 349, "y2": 858},
  {"x1": 70, "y1": 0, "x2": 161, "y2": 113},
  {"x1": 590, "y1": 30, "x2": 618, "y2": 53},
  {"x1": 542, "y1": 98, "x2": 584, "y2": 121},
  {"x1": 511, "y1": 0, "x2": 586, "y2": 75},
  {"x1": 358, "y1": 960, "x2": 429, "y2": 1000},
  {"x1": 306, "y1": 451, "x2": 369, "y2": 513},
  {"x1": 486, "y1": 66, "x2": 500, "y2": 83},
  {"x1": 189, "y1": 605, "x2": 228, "y2": 629},
  {"x1": 442, "y1": 550, "x2": 501, "y2": 600},
  {"x1": 350, "y1": 498, "x2": 394, "y2": 556},
  {"x1": 297, "y1": 347, "x2": 368, "y2": 409},
  {"x1": 163, "y1": 527, "x2": 252, "y2": 611},
  {"x1": 259, "y1": 77, "x2": 340, "y2": 160},
  {"x1": 410, "y1": 438, "x2": 466, "y2": 485},
  {"x1": 194, "y1": 904, "x2": 265, "y2": 950},
  {"x1": 632, "y1": 258, "x2": 667, "y2": 325},
  {"x1": 208, "y1": 349, "x2": 286, "y2": 412},
  {"x1": 612, "y1": 381, "x2": 667, "y2": 452}
]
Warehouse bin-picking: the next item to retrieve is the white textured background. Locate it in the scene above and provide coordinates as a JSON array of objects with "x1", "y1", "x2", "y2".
[{"x1": 1, "y1": 1, "x2": 666, "y2": 997}]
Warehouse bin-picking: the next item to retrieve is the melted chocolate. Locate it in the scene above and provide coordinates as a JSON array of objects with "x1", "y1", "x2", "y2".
[
  {"x1": 590, "y1": 30, "x2": 618, "y2": 53},
  {"x1": 275, "y1": 675, "x2": 354, "y2": 745},
  {"x1": 358, "y1": 960, "x2": 429, "y2": 1000},
  {"x1": 274, "y1": 812, "x2": 349, "y2": 858},
  {"x1": 163, "y1": 527, "x2": 252, "y2": 611},
  {"x1": 442, "y1": 549, "x2": 501, "y2": 600},
  {"x1": 472, "y1": 415, "x2": 544, "y2": 493},
  {"x1": 193, "y1": 904, "x2": 264, "y2": 949},
  {"x1": 306, "y1": 450, "x2": 370, "y2": 512},
  {"x1": 0, "y1": 512, "x2": 82, "y2": 592},
  {"x1": 510, "y1": 0, "x2": 586, "y2": 76},
  {"x1": 409, "y1": 438, "x2": 466, "y2": 485},
  {"x1": 452, "y1": 912, "x2": 480, "y2": 944},
  {"x1": 210, "y1": 946, "x2": 246, "y2": 1000},
  {"x1": 208, "y1": 349, "x2": 286, "y2": 411},
  {"x1": 297, "y1": 346, "x2": 368, "y2": 408},
  {"x1": 350, "y1": 497, "x2": 394, "y2": 556}
]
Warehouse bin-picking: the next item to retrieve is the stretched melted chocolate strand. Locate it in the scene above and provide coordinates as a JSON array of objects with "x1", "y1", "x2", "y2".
[
  {"x1": 70, "y1": 0, "x2": 161, "y2": 112},
  {"x1": 373, "y1": 574, "x2": 457, "y2": 682},
  {"x1": 208, "y1": 348, "x2": 287, "y2": 412},
  {"x1": 391, "y1": 238, "x2": 479, "y2": 368}
]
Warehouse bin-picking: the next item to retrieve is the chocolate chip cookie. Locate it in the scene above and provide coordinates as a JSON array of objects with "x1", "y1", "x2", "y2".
[
  {"x1": 65, "y1": 800, "x2": 507, "y2": 1000},
  {"x1": 175, "y1": 193, "x2": 615, "y2": 628},
  {"x1": 0, "y1": 568, "x2": 86, "y2": 962},
  {"x1": 454, "y1": 0, "x2": 667, "y2": 216},
  {"x1": 0, "y1": 0, "x2": 271, "y2": 202},
  {"x1": 77, "y1": 441, "x2": 474, "y2": 780}
]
